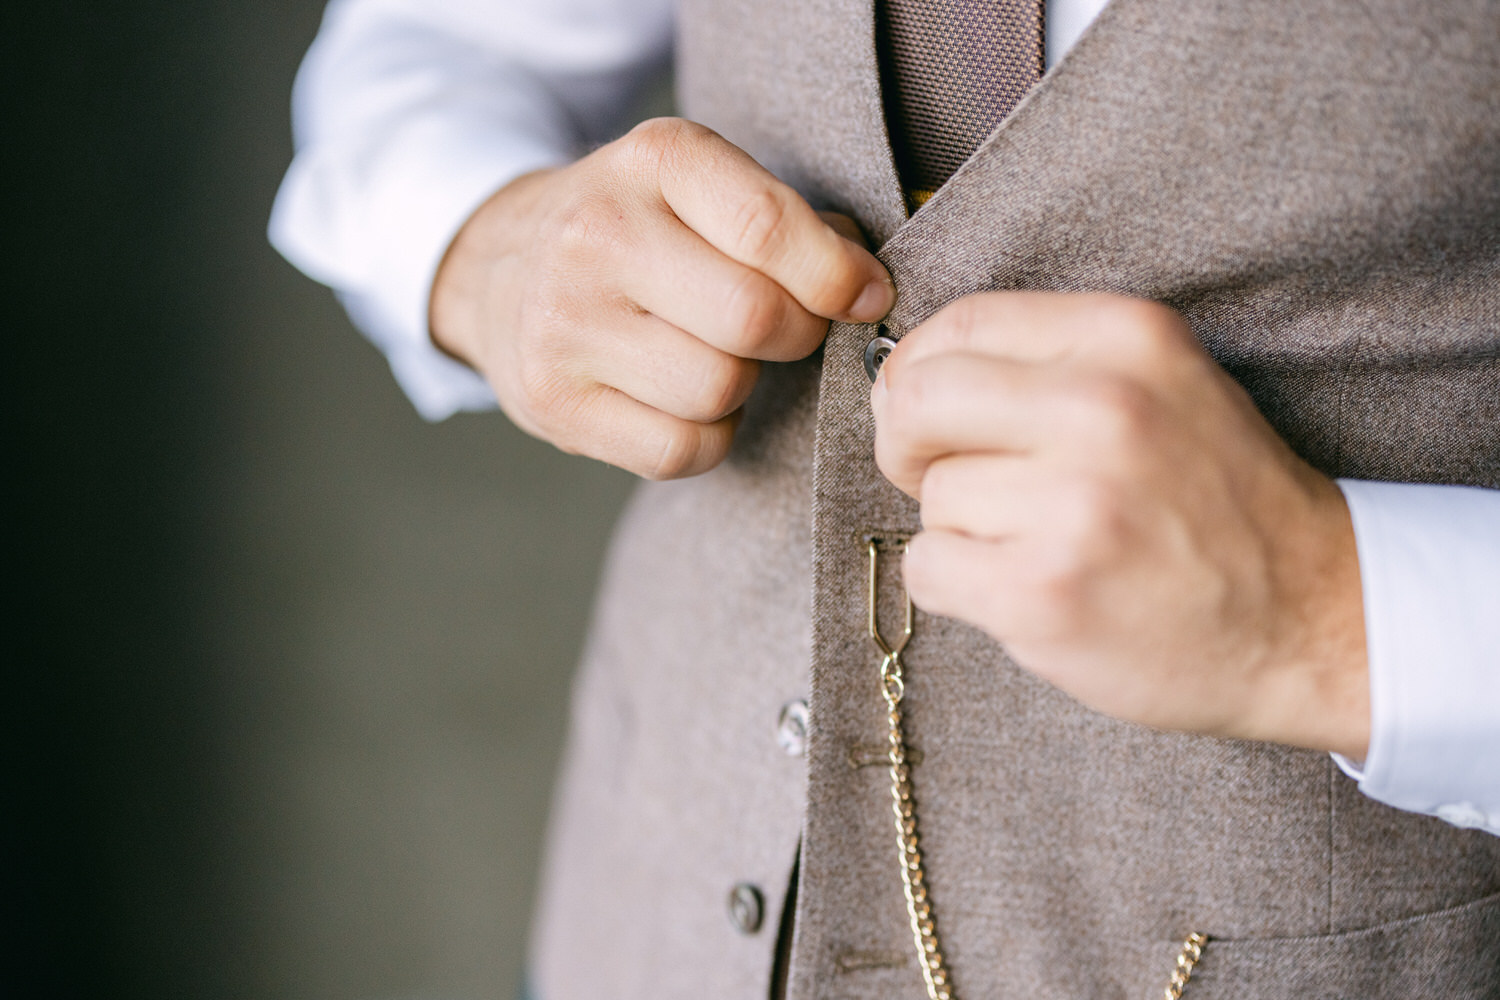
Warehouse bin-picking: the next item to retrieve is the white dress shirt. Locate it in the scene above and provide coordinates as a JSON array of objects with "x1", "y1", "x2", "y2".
[{"x1": 270, "y1": 0, "x2": 1500, "y2": 834}]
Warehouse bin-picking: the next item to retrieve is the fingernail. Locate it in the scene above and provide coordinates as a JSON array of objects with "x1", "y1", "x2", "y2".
[{"x1": 849, "y1": 278, "x2": 896, "y2": 322}]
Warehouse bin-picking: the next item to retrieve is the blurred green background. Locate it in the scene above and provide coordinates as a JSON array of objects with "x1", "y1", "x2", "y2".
[{"x1": 13, "y1": 3, "x2": 637, "y2": 996}]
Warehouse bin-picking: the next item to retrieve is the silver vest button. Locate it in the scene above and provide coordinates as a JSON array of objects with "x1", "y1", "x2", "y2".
[
  {"x1": 776, "y1": 699, "x2": 809, "y2": 756},
  {"x1": 728, "y1": 882, "x2": 764, "y2": 934},
  {"x1": 864, "y1": 333, "x2": 897, "y2": 381}
]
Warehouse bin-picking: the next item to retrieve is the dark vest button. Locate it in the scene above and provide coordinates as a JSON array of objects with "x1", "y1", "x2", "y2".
[
  {"x1": 776, "y1": 699, "x2": 809, "y2": 756},
  {"x1": 864, "y1": 334, "x2": 897, "y2": 381},
  {"x1": 728, "y1": 882, "x2": 765, "y2": 934}
]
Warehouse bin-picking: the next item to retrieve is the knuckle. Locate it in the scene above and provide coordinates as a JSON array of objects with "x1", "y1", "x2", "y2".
[
  {"x1": 525, "y1": 272, "x2": 572, "y2": 323},
  {"x1": 508, "y1": 317, "x2": 579, "y2": 429},
  {"x1": 887, "y1": 361, "x2": 937, "y2": 428},
  {"x1": 513, "y1": 354, "x2": 569, "y2": 421},
  {"x1": 646, "y1": 433, "x2": 692, "y2": 480},
  {"x1": 1028, "y1": 555, "x2": 1087, "y2": 637},
  {"x1": 620, "y1": 118, "x2": 723, "y2": 193},
  {"x1": 692, "y1": 354, "x2": 757, "y2": 422},
  {"x1": 731, "y1": 188, "x2": 790, "y2": 265},
  {"x1": 925, "y1": 292, "x2": 1002, "y2": 353},
  {"x1": 802, "y1": 248, "x2": 866, "y2": 316},
  {"x1": 722, "y1": 271, "x2": 784, "y2": 354},
  {"x1": 936, "y1": 295, "x2": 988, "y2": 349},
  {"x1": 1069, "y1": 373, "x2": 1156, "y2": 450},
  {"x1": 1059, "y1": 476, "x2": 1127, "y2": 558},
  {"x1": 621, "y1": 116, "x2": 690, "y2": 167},
  {"x1": 645, "y1": 425, "x2": 711, "y2": 480},
  {"x1": 1112, "y1": 298, "x2": 1192, "y2": 359},
  {"x1": 545, "y1": 192, "x2": 624, "y2": 256}
]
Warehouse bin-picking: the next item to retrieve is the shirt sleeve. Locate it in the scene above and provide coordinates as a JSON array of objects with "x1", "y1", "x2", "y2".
[
  {"x1": 1333, "y1": 479, "x2": 1500, "y2": 836},
  {"x1": 268, "y1": 0, "x2": 674, "y2": 419}
]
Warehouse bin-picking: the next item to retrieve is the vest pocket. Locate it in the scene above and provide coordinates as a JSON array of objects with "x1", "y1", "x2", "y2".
[{"x1": 1170, "y1": 891, "x2": 1500, "y2": 1000}]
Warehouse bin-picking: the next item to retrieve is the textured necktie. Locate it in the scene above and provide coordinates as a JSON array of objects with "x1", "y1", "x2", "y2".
[{"x1": 876, "y1": 0, "x2": 1045, "y2": 209}]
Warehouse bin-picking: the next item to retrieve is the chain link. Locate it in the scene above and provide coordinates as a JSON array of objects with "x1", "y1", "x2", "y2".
[
  {"x1": 867, "y1": 537, "x2": 1205, "y2": 1000},
  {"x1": 868, "y1": 539, "x2": 954, "y2": 1000},
  {"x1": 1163, "y1": 932, "x2": 1208, "y2": 999}
]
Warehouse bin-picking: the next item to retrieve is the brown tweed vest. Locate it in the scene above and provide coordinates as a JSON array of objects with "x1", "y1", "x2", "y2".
[{"x1": 529, "y1": 1, "x2": 1500, "y2": 998}]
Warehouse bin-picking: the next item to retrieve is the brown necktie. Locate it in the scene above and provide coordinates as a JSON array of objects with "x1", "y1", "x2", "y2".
[{"x1": 876, "y1": 0, "x2": 1044, "y2": 208}]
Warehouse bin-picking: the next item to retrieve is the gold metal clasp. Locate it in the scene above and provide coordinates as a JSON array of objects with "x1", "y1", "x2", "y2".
[{"x1": 866, "y1": 536, "x2": 914, "y2": 706}]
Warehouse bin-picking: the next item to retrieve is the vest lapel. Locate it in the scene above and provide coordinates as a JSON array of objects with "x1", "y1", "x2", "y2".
[{"x1": 678, "y1": 0, "x2": 909, "y2": 243}]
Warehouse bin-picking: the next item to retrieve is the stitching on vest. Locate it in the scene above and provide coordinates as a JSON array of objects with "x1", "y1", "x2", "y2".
[
  {"x1": 848, "y1": 743, "x2": 924, "y2": 769},
  {"x1": 835, "y1": 949, "x2": 909, "y2": 973},
  {"x1": 1326, "y1": 755, "x2": 1335, "y2": 935}
]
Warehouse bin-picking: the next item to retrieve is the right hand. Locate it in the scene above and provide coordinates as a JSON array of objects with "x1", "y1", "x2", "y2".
[{"x1": 430, "y1": 117, "x2": 896, "y2": 479}]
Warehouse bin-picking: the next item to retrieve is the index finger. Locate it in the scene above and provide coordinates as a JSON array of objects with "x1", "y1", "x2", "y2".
[
  {"x1": 892, "y1": 292, "x2": 1198, "y2": 372},
  {"x1": 647, "y1": 120, "x2": 895, "y2": 323}
]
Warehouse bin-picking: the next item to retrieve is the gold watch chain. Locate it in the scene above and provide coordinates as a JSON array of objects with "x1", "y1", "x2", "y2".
[
  {"x1": 865, "y1": 536, "x2": 1206, "y2": 1000},
  {"x1": 868, "y1": 538, "x2": 954, "y2": 1000}
]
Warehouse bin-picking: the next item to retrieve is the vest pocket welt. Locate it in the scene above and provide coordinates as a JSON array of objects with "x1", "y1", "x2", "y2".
[{"x1": 1170, "y1": 891, "x2": 1500, "y2": 1000}]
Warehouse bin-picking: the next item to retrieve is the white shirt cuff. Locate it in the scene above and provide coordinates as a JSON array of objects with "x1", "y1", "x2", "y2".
[
  {"x1": 1334, "y1": 478, "x2": 1500, "y2": 835},
  {"x1": 270, "y1": 108, "x2": 572, "y2": 419}
]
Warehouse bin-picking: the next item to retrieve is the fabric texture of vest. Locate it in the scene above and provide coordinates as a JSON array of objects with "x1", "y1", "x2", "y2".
[{"x1": 529, "y1": 0, "x2": 1500, "y2": 997}]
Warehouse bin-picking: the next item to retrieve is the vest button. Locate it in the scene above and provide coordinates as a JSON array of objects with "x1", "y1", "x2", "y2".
[
  {"x1": 776, "y1": 699, "x2": 809, "y2": 756},
  {"x1": 864, "y1": 334, "x2": 898, "y2": 381},
  {"x1": 728, "y1": 882, "x2": 765, "y2": 934}
]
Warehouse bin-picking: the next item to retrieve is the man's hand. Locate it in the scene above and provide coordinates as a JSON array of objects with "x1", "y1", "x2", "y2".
[
  {"x1": 431, "y1": 117, "x2": 895, "y2": 479},
  {"x1": 871, "y1": 292, "x2": 1371, "y2": 758}
]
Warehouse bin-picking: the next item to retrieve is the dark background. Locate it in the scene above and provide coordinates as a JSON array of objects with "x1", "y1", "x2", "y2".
[{"x1": 13, "y1": 3, "x2": 635, "y2": 996}]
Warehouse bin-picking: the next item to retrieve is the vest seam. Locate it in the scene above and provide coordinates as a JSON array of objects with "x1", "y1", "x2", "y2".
[{"x1": 1326, "y1": 754, "x2": 1336, "y2": 935}]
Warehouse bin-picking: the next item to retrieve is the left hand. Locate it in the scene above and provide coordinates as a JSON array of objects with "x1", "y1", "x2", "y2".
[{"x1": 871, "y1": 292, "x2": 1370, "y2": 757}]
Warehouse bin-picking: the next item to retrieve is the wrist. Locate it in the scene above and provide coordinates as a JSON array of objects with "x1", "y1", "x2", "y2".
[
  {"x1": 429, "y1": 167, "x2": 560, "y2": 371},
  {"x1": 1252, "y1": 474, "x2": 1371, "y2": 758}
]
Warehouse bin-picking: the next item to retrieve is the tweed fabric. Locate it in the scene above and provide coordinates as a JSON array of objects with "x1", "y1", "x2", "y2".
[
  {"x1": 530, "y1": 1, "x2": 1500, "y2": 998},
  {"x1": 877, "y1": 0, "x2": 1043, "y2": 197}
]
